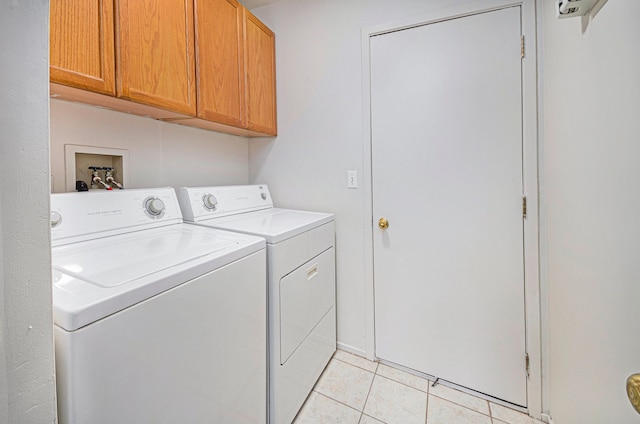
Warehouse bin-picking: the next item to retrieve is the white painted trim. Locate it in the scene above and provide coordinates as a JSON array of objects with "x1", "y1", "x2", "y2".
[
  {"x1": 336, "y1": 341, "x2": 368, "y2": 358},
  {"x1": 360, "y1": 25, "x2": 376, "y2": 362},
  {"x1": 365, "y1": 0, "x2": 523, "y2": 37},
  {"x1": 360, "y1": 0, "x2": 542, "y2": 417},
  {"x1": 521, "y1": 0, "x2": 543, "y2": 420},
  {"x1": 535, "y1": 0, "x2": 551, "y2": 417},
  {"x1": 64, "y1": 144, "x2": 130, "y2": 192}
]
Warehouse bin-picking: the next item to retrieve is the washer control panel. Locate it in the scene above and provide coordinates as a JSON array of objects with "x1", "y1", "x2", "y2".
[
  {"x1": 51, "y1": 187, "x2": 183, "y2": 246},
  {"x1": 178, "y1": 185, "x2": 273, "y2": 222}
]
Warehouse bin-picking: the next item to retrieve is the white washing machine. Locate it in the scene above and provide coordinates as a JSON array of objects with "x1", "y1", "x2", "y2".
[
  {"x1": 51, "y1": 187, "x2": 267, "y2": 424},
  {"x1": 177, "y1": 185, "x2": 336, "y2": 424}
]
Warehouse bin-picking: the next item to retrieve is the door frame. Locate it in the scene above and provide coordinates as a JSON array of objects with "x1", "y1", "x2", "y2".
[{"x1": 360, "y1": 0, "x2": 541, "y2": 418}]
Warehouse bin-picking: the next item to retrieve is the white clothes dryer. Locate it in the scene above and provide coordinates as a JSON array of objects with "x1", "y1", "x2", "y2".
[
  {"x1": 51, "y1": 187, "x2": 267, "y2": 424},
  {"x1": 178, "y1": 185, "x2": 336, "y2": 424}
]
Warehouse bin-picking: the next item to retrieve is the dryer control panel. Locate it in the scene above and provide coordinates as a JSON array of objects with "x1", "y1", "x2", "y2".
[{"x1": 178, "y1": 185, "x2": 273, "y2": 222}]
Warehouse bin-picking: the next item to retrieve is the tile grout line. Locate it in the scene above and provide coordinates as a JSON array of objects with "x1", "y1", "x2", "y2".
[
  {"x1": 361, "y1": 366, "x2": 378, "y2": 417},
  {"x1": 333, "y1": 355, "x2": 380, "y2": 374},
  {"x1": 311, "y1": 390, "x2": 364, "y2": 417},
  {"x1": 328, "y1": 354, "x2": 531, "y2": 424},
  {"x1": 375, "y1": 368, "x2": 431, "y2": 394},
  {"x1": 313, "y1": 357, "x2": 378, "y2": 418},
  {"x1": 373, "y1": 372, "x2": 433, "y2": 395},
  {"x1": 428, "y1": 392, "x2": 494, "y2": 419},
  {"x1": 368, "y1": 371, "x2": 431, "y2": 424},
  {"x1": 376, "y1": 374, "x2": 429, "y2": 396},
  {"x1": 424, "y1": 384, "x2": 430, "y2": 424},
  {"x1": 361, "y1": 412, "x2": 390, "y2": 424}
]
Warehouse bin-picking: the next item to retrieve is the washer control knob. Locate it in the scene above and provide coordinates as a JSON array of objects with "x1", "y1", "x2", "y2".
[
  {"x1": 144, "y1": 197, "x2": 165, "y2": 216},
  {"x1": 202, "y1": 194, "x2": 218, "y2": 210},
  {"x1": 50, "y1": 211, "x2": 62, "y2": 228},
  {"x1": 260, "y1": 192, "x2": 267, "y2": 200}
]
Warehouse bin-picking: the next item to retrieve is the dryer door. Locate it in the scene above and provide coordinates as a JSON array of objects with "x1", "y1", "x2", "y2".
[{"x1": 279, "y1": 247, "x2": 335, "y2": 364}]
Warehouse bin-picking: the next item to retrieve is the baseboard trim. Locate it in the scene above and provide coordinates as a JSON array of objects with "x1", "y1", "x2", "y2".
[
  {"x1": 541, "y1": 413, "x2": 553, "y2": 423},
  {"x1": 336, "y1": 342, "x2": 367, "y2": 358}
]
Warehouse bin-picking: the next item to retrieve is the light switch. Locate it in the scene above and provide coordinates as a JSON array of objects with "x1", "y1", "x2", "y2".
[{"x1": 347, "y1": 170, "x2": 358, "y2": 189}]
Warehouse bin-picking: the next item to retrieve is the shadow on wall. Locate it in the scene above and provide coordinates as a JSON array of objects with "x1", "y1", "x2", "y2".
[{"x1": 581, "y1": 0, "x2": 609, "y2": 32}]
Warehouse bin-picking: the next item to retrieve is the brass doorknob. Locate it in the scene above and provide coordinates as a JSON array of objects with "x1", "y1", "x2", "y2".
[
  {"x1": 628, "y1": 374, "x2": 640, "y2": 414},
  {"x1": 378, "y1": 217, "x2": 389, "y2": 229}
]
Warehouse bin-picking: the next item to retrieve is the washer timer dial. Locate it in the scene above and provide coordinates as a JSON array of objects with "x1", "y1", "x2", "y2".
[
  {"x1": 50, "y1": 211, "x2": 62, "y2": 228},
  {"x1": 144, "y1": 197, "x2": 165, "y2": 216},
  {"x1": 202, "y1": 194, "x2": 218, "y2": 210}
]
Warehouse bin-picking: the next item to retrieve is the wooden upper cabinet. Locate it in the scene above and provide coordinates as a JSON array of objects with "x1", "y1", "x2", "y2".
[
  {"x1": 194, "y1": 0, "x2": 245, "y2": 127},
  {"x1": 50, "y1": 0, "x2": 276, "y2": 136},
  {"x1": 50, "y1": 0, "x2": 116, "y2": 95},
  {"x1": 244, "y1": 9, "x2": 277, "y2": 136},
  {"x1": 116, "y1": 0, "x2": 197, "y2": 116}
]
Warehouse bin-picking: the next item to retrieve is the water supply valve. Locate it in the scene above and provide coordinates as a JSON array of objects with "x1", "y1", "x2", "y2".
[
  {"x1": 89, "y1": 166, "x2": 112, "y2": 190},
  {"x1": 104, "y1": 167, "x2": 124, "y2": 189}
]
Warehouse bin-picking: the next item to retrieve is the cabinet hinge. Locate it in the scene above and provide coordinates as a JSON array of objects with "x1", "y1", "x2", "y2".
[
  {"x1": 521, "y1": 35, "x2": 525, "y2": 59},
  {"x1": 526, "y1": 353, "x2": 530, "y2": 377},
  {"x1": 522, "y1": 195, "x2": 527, "y2": 219}
]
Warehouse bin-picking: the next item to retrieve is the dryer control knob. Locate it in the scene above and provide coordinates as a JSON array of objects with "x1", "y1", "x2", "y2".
[
  {"x1": 144, "y1": 197, "x2": 165, "y2": 216},
  {"x1": 50, "y1": 211, "x2": 62, "y2": 228},
  {"x1": 202, "y1": 194, "x2": 218, "y2": 210},
  {"x1": 260, "y1": 192, "x2": 267, "y2": 200}
]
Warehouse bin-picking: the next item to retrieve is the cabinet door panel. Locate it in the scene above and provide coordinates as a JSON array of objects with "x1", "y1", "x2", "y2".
[
  {"x1": 117, "y1": 0, "x2": 196, "y2": 115},
  {"x1": 195, "y1": 0, "x2": 245, "y2": 127},
  {"x1": 245, "y1": 10, "x2": 277, "y2": 135},
  {"x1": 50, "y1": 0, "x2": 116, "y2": 95}
]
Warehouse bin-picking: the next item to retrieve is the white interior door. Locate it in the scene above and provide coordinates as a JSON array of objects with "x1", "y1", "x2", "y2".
[{"x1": 371, "y1": 6, "x2": 526, "y2": 406}]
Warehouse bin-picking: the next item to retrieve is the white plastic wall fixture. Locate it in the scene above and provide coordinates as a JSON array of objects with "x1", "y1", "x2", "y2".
[
  {"x1": 64, "y1": 144, "x2": 129, "y2": 192},
  {"x1": 556, "y1": 0, "x2": 599, "y2": 18}
]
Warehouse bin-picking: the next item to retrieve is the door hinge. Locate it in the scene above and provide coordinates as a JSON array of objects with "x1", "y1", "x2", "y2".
[
  {"x1": 525, "y1": 353, "x2": 530, "y2": 377},
  {"x1": 522, "y1": 196, "x2": 527, "y2": 219},
  {"x1": 521, "y1": 35, "x2": 525, "y2": 59}
]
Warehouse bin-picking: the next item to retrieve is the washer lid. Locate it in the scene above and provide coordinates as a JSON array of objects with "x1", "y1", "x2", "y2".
[
  {"x1": 52, "y1": 224, "x2": 265, "y2": 331},
  {"x1": 54, "y1": 227, "x2": 237, "y2": 287},
  {"x1": 201, "y1": 208, "x2": 334, "y2": 244}
]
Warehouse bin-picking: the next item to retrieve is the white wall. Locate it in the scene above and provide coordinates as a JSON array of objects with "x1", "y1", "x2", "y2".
[
  {"x1": 50, "y1": 100, "x2": 250, "y2": 193},
  {"x1": 248, "y1": 0, "x2": 497, "y2": 354},
  {"x1": 21, "y1": 1, "x2": 638, "y2": 422},
  {"x1": 0, "y1": 1, "x2": 57, "y2": 423},
  {"x1": 542, "y1": 1, "x2": 640, "y2": 422}
]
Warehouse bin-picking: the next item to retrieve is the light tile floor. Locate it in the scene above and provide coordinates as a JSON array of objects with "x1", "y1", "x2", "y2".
[{"x1": 293, "y1": 349, "x2": 543, "y2": 424}]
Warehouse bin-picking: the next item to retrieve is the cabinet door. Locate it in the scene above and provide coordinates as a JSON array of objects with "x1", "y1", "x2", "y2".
[
  {"x1": 244, "y1": 10, "x2": 277, "y2": 135},
  {"x1": 116, "y1": 0, "x2": 197, "y2": 115},
  {"x1": 194, "y1": 0, "x2": 245, "y2": 128},
  {"x1": 50, "y1": 0, "x2": 116, "y2": 95}
]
